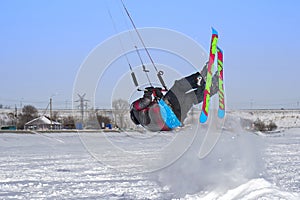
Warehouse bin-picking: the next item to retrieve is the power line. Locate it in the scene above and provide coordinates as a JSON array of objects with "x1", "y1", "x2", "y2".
[
  {"x1": 119, "y1": 0, "x2": 167, "y2": 90},
  {"x1": 74, "y1": 93, "x2": 89, "y2": 124}
]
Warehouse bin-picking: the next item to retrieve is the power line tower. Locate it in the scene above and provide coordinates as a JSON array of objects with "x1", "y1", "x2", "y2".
[{"x1": 75, "y1": 93, "x2": 89, "y2": 126}]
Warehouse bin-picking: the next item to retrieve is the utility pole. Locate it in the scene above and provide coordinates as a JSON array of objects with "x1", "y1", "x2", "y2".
[
  {"x1": 75, "y1": 93, "x2": 89, "y2": 128},
  {"x1": 50, "y1": 98, "x2": 52, "y2": 130},
  {"x1": 20, "y1": 98, "x2": 23, "y2": 109},
  {"x1": 14, "y1": 104, "x2": 17, "y2": 128}
]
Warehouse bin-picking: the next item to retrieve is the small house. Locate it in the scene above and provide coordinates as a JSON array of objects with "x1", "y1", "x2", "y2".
[{"x1": 24, "y1": 116, "x2": 62, "y2": 130}]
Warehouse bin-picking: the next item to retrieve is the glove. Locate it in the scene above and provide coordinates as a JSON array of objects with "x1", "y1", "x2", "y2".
[
  {"x1": 154, "y1": 87, "x2": 163, "y2": 98},
  {"x1": 144, "y1": 87, "x2": 154, "y2": 96}
]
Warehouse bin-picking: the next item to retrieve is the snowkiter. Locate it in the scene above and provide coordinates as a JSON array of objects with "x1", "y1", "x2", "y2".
[{"x1": 130, "y1": 66, "x2": 219, "y2": 131}]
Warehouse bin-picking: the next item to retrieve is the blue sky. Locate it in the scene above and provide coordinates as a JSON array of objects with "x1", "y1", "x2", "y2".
[{"x1": 0, "y1": 0, "x2": 300, "y2": 109}]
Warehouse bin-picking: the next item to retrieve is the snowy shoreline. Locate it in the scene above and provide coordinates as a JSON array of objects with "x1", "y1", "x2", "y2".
[
  {"x1": 1, "y1": 108, "x2": 300, "y2": 132},
  {"x1": 230, "y1": 109, "x2": 300, "y2": 129}
]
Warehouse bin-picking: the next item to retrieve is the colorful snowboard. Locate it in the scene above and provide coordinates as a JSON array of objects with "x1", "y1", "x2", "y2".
[
  {"x1": 200, "y1": 28, "x2": 219, "y2": 123},
  {"x1": 217, "y1": 47, "x2": 225, "y2": 118}
]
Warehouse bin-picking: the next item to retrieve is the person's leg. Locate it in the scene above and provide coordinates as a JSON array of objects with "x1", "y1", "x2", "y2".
[
  {"x1": 194, "y1": 71, "x2": 219, "y2": 104},
  {"x1": 163, "y1": 72, "x2": 205, "y2": 121},
  {"x1": 179, "y1": 71, "x2": 219, "y2": 121},
  {"x1": 176, "y1": 91, "x2": 199, "y2": 122},
  {"x1": 170, "y1": 72, "x2": 202, "y2": 92},
  {"x1": 166, "y1": 63, "x2": 208, "y2": 99},
  {"x1": 162, "y1": 64, "x2": 210, "y2": 122},
  {"x1": 163, "y1": 72, "x2": 202, "y2": 121}
]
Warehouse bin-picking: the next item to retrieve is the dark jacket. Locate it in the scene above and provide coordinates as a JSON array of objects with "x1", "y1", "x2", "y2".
[{"x1": 130, "y1": 88, "x2": 171, "y2": 131}]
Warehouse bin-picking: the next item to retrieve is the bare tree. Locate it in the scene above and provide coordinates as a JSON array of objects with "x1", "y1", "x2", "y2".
[
  {"x1": 7, "y1": 113, "x2": 16, "y2": 126},
  {"x1": 112, "y1": 99, "x2": 129, "y2": 129},
  {"x1": 62, "y1": 116, "x2": 76, "y2": 129},
  {"x1": 17, "y1": 105, "x2": 39, "y2": 129},
  {"x1": 52, "y1": 111, "x2": 60, "y2": 121}
]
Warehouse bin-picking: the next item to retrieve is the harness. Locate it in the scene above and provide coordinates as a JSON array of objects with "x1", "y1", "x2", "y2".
[
  {"x1": 149, "y1": 88, "x2": 181, "y2": 130},
  {"x1": 158, "y1": 99, "x2": 182, "y2": 129}
]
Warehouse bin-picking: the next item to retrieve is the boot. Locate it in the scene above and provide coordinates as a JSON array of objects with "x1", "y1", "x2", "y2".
[
  {"x1": 193, "y1": 71, "x2": 218, "y2": 105},
  {"x1": 210, "y1": 72, "x2": 219, "y2": 96},
  {"x1": 200, "y1": 62, "x2": 208, "y2": 80}
]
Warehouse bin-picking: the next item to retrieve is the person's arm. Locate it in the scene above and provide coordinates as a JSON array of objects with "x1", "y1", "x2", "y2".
[{"x1": 132, "y1": 93, "x2": 152, "y2": 111}]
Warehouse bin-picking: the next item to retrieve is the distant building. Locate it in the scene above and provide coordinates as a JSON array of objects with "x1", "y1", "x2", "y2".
[{"x1": 24, "y1": 116, "x2": 62, "y2": 130}]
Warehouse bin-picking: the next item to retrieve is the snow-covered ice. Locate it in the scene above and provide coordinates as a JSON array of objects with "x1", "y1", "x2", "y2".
[{"x1": 0, "y1": 115, "x2": 299, "y2": 199}]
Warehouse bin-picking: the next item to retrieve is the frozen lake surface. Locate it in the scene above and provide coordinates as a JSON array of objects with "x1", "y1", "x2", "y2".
[{"x1": 0, "y1": 124, "x2": 299, "y2": 199}]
